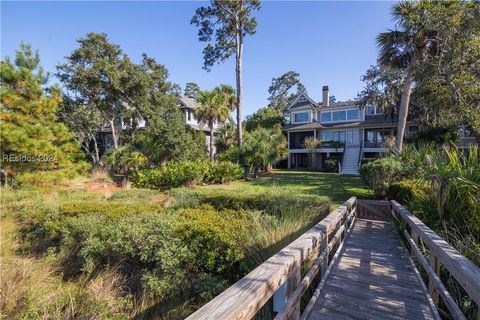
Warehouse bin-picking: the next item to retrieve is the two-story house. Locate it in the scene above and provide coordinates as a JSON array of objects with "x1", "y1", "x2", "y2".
[{"x1": 285, "y1": 86, "x2": 416, "y2": 175}]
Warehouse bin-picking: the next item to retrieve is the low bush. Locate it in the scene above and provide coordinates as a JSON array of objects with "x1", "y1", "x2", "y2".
[
  {"x1": 132, "y1": 160, "x2": 242, "y2": 190},
  {"x1": 360, "y1": 157, "x2": 403, "y2": 198},
  {"x1": 323, "y1": 157, "x2": 341, "y2": 173},
  {"x1": 388, "y1": 180, "x2": 428, "y2": 204}
]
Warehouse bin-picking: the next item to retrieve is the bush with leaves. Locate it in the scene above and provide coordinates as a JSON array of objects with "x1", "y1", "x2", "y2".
[
  {"x1": 360, "y1": 157, "x2": 403, "y2": 198},
  {"x1": 131, "y1": 160, "x2": 241, "y2": 190}
]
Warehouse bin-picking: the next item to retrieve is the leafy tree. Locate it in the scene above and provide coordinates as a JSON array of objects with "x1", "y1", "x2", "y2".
[
  {"x1": 184, "y1": 82, "x2": 201, "y2": 98},
  {"x1": 216, "y1": 122, "x2": 237, "y2": 153},
  {"x1": 303, "y1": 136, "x2": 321, "y2": 170},
  {"x1": 191, "y1": 0, "x2": 261, "y2": 149},
  {"x1": 412, "y1": 1, "x2": 480, "y2": 140},
  {"x1": 195, "y1": 87, "x2": 234, "y2": 162},
  {"x1": 377, "y1": 1, "x2": 439, "y2": 151},
  {"x1": 0, "y1": 43, "x2": 81, "y2": 178},
  {"x1": 243, "y1": 127, "x2": 287, "y2": 177},
  {"x1": 58, "y1": 96, "x2": 104, "y2": 164},
  {"x1": 267, "y1": 71, "x2": 306, "y2": 112},
  {"x1": 57, "y1": 33, "x2": 142, "y2": 150},
  {"x1": 106, "y1": 145, "x2": 147, "y2": 187},
  {"x1": 244, "y1": 106, "x2": 283, "y2": 131},
  {"x1": 357, "y1": 65, "x2": 406, "y2": 121},
  {"x1": 329, "y1": 95, "x2": 337, "y2": 104}
]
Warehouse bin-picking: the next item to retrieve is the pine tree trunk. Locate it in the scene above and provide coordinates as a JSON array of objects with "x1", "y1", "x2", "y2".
[
  {"x1": 236, "y1": 21, "x2": 243, "y2": 149},
  {"x1": 209, "y1": 122, "x2": 215, "y2": 163},
  {"x1": 110, "y1": 119, "x2": 119, "y2": 150},
  {"x1": 395, "y1": 73, "x2": 414, "y2": 152}
]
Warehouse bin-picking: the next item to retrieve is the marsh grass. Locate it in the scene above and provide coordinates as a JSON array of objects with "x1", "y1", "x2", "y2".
[{"x1": 1, "y1": 170, "x2": 366, "y2": 319}]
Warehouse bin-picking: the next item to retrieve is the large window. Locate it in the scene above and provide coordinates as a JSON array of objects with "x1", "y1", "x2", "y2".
[
  {"x1": 332, "y1": 111, "x2": 345, "y2": 121},
  {"x1": 294, "y1": 112, "x2": 309, "y2": 123},
  {"x1": 321, "y1": 108, "x2": 359, "y2": 123},
  {"x1": 347, "y1": 109, "x2": 359, "y2": 120},
  {"x1": 321, "y1": 131, "x2": 346, "y2": 142},
  {"x1": 321, "y1": 112, "x2": 332, "y2": 122}
]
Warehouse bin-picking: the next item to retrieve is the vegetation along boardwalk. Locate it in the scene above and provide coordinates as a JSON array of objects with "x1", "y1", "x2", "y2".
[{"x1": 187, "y1": 198, "x2": 480, "y2": 320}]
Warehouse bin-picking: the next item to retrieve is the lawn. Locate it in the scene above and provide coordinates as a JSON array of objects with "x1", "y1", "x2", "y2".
[{"x1": 197, "y1": 169, "x2": 372, "y2": 206}]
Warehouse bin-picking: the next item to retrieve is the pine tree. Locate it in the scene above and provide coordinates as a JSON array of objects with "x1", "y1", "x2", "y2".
[{"x1": 0, "y1": 43, "x2": 80, "y2": 176}]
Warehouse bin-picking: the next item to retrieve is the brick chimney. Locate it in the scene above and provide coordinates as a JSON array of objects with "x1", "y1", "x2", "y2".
[{"x1": 322, "y1": 85, "x2": 329, "y2": 106}]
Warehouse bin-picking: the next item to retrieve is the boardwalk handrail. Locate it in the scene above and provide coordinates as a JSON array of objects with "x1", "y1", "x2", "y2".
[
  {"x1": 186, "y1": 197, "x2": 357, "y2": 320},
  {"x1": 391, "y1": 200, "x2": 480, "y2": 320}
]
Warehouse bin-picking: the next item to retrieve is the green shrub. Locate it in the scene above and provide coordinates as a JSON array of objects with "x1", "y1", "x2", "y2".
[
  {"x1": 412, "y1": 125, "x2": 460, "y2": 145},
  {"x1": 388, "y1": 180, "x2": 428, "y2": 204},
  {"x1": 107, "y1": 188, "x2": 161, "y2": 203},
  {"x1": 360, "y1": 157, "x2": 403, "y2": 198},
  {"x1": 323, "y1": 157, "x2": 340, "y2": 173},
  {"x1": 60, "y1": 202, "x2": 163, "y2": 218},
  {"x1": 132, "y1": 160, "x2": 241, "y2": 190}
]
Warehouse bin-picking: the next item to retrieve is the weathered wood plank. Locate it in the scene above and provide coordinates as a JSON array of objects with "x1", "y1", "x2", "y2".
[
  {"x1": 392, "y1": 201, "x2": 480, "y2": 306},
  {"x1": 307, "y1": 218, "x2": 439, "y2": 320},
  {"x1": 186, "y1": 197, "x2": 356, "y2": 320},
  {"x1": 403, "y1": 230, "x2": 466, "y2": 320}
]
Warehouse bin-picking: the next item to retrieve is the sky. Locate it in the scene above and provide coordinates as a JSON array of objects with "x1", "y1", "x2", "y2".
[{"x1": 1, "y1": 1, "x2": 395, "y2": 118}]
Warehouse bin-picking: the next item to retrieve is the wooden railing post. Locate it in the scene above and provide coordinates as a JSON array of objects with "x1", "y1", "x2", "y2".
[
  {"x1": 320, "y1": 230, "x2": 329, "y2": 276},
  {"x1": 429, "y1": 254, "x2": 440, "y2": 305},
  {"x1": 287, "y1": 265, "x2": 301, "y2": 320}
]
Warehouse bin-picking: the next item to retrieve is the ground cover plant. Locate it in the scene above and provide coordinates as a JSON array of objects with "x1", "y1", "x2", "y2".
[{"x1": 0, "y1": 170, "x2": 367, "y2": 319}]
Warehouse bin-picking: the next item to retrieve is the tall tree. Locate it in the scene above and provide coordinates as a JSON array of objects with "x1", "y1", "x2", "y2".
[
  {"x1": 191, "y1": 0, "x2": 261, "y2": 149},
  {"x1": 268, "y1": 71, "x2": 306, "y2": 112},
  {"x1": 195, "y1": 87, "x2": 234, "y2": 162},
  {"x1": 0, "y1": 43, "x2": 79, "y2": 175},
  {"x1": 377, "y1": 1, "x2": 439, "y2": 151},
  {"x1": 244, "y1": 106, "x2": 283, "y2": 131},
  {"x1": 57, "y1": 33, "x2": 140, "y2": 150},
  {"x1": 184, "y1": 82, "x2": 201, "y2": 98}
]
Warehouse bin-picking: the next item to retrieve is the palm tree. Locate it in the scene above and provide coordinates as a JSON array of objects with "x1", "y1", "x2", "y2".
[
  {"x1": 377, "y1": 1, "x2": 439, "y2": 152},
  {"x1": 195, "y1": 88, "x2": 234, "y2": 162}
]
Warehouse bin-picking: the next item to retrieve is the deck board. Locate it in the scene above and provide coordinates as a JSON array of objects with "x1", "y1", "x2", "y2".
[{"x1": 307, "y1": 218, "x2": 438, "y2": 320}]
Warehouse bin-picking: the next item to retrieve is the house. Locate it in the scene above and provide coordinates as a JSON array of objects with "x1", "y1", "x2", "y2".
[
  {"x1": 98, "y1": 95, "x2": 219, "y2": 156},
  {"x1": 284, "y1": 86, "x2": 417, "y2": 175}
]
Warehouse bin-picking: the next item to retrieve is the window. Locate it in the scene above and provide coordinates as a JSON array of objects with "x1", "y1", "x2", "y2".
[
  {"x1": 367, "y1": 105, "x2": 383, "y2": 115},
  {"x1": 321, "y1": 132, "x2": 333, "y2": 141},
  {"x1": 347, "y1": 109, "x2": 359, "y2": 120},
  {"x1": 321, "y1": 112, "x2": 332, "y2": 122},
  {"x1": 187, "y1": 110, "x2": 192, "y2": 121},
  {"x1": 294, "y1": 112, "x2": 309, "y2": 123},
  {"x1": 332, "y1": 110, "x2": 346, "y2": 121},
  {"x1": 298, "y1": 96, "x2": 307, "y2": 102},
  {"x1": 321, "y1": 131, "x2": 345, "y2": 142}
]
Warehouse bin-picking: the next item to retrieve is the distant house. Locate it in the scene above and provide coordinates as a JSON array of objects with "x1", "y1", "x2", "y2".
[
  {"x1": 97, "y1": 95, "x2": 219, "y2": 156},
  {"x1": 285, "y1": 86, "x2": 416, "y2": 175},
  {"x1": 285, "y1": 86, "x2": 477, "y2": 175}
]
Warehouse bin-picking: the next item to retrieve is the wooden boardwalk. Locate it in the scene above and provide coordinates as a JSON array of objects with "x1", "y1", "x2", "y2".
[
  {"x1": 186, "y1": 198, "x2": 480, "y2": 320},
  {"x1": 308, "y1": 218, "x2": 439, "y2": 320}
]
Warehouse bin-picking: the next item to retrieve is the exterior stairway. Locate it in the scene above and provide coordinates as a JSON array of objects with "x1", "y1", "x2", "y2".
[{"x1": 341, "y1": 145, "x2": 360, "y2": 175}]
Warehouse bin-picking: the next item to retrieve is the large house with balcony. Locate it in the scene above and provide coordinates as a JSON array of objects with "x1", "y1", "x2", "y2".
[{"x1": 285, "y1": 86, "x2": 417, "y2": 175}]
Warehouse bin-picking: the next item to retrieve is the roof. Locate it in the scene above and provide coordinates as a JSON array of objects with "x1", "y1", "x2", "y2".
[
  {"x1": 178, "y1": 95, "x2": 199, "y2": 109},
  {"x1": 284, "y1": 121, "x2": 324, "y2": 130},
  {"x1": 319, "y1": 100, "x2": 359, "y2": 110},
  {"x1": 287, "y1": 92, "x2": 319, "y2": 110}
]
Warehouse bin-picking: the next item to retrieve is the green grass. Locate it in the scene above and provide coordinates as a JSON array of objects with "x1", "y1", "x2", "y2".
[{"x1": 197, "y1": 169, "x2": 372, "y2": 207}]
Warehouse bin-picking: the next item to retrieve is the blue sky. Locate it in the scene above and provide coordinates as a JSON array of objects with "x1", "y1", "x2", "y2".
[{"x1": 1, "y1": 1, "x2": 394, "y2": 118}]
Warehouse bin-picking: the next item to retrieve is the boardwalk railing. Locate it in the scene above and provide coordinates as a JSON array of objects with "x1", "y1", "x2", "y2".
[
  {"x1": 391, "y1": 201, "x2": 480, "y2": 320},
  {"x1": 186, "y1": 197, "x2": 357, "y2": 320},
  {"x1": 186, "y1": 197, "x2": 480, "y2": 320}
]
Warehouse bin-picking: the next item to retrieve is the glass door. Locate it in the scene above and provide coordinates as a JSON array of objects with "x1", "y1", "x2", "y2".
[{"x1": 346, "y1": 130, "x2": 359, "y2": 145}]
